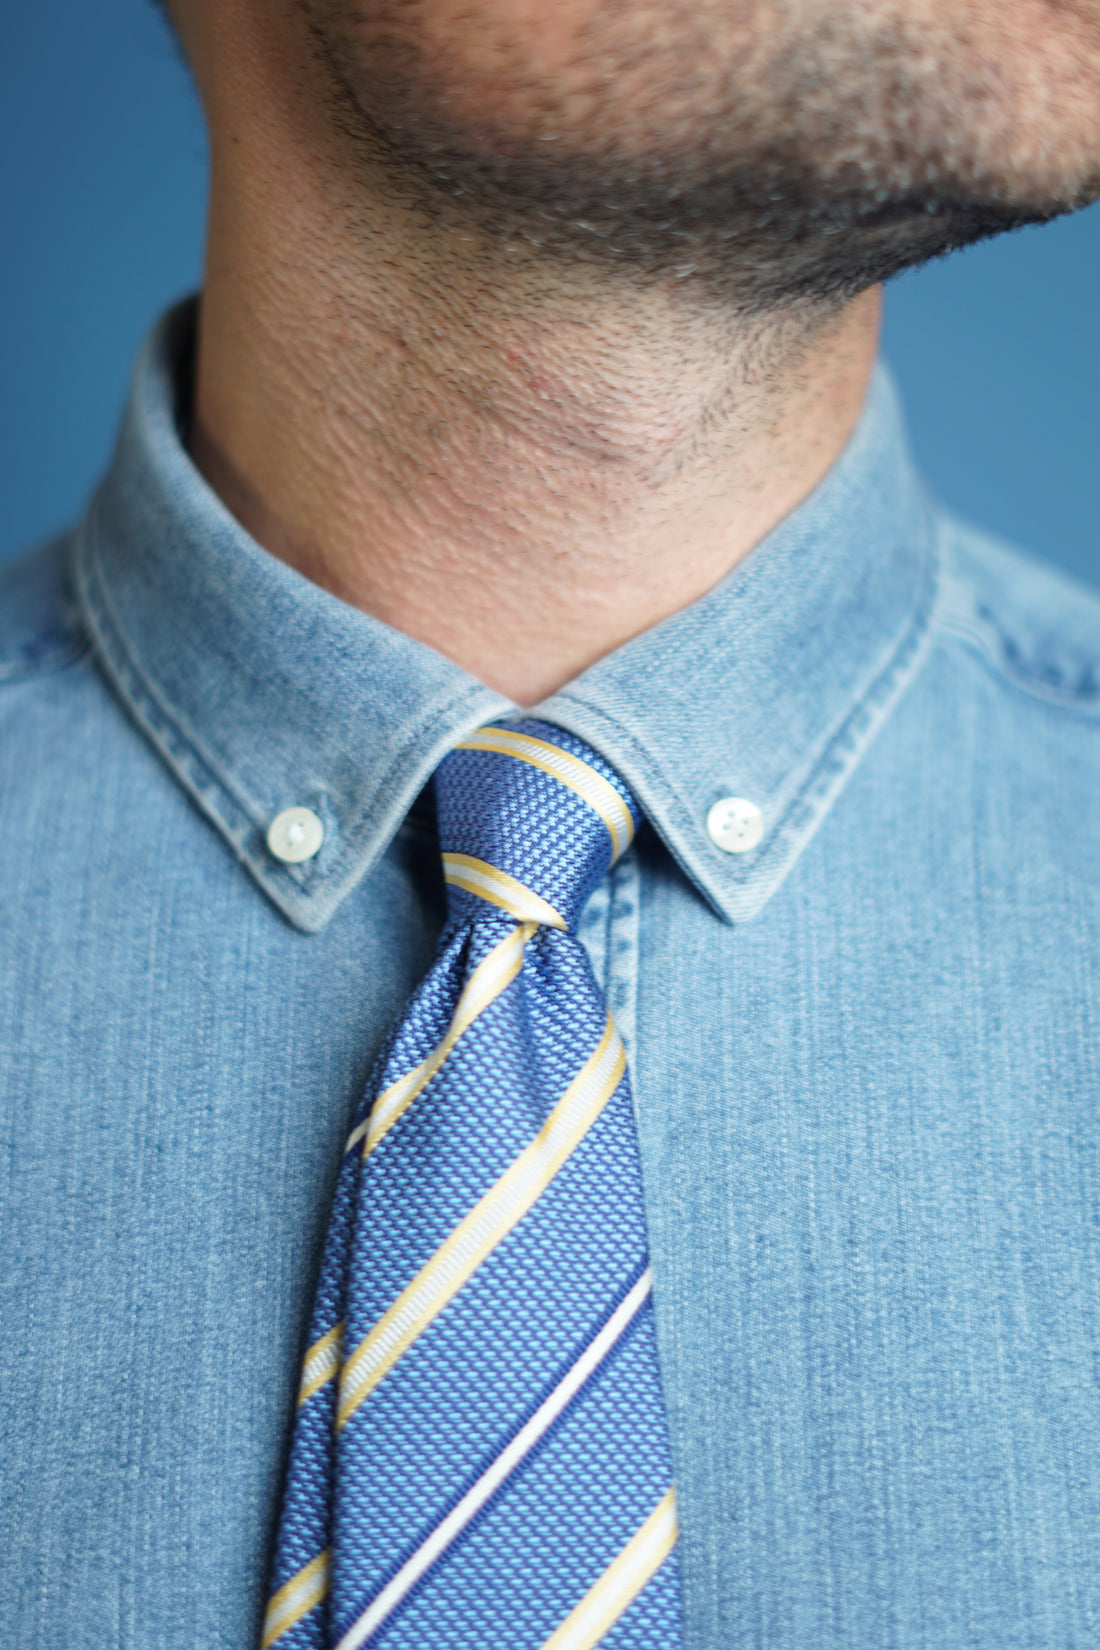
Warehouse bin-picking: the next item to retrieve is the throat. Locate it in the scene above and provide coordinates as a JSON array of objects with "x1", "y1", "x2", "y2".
[{"x1": 191, "y1": 160, "x2": 880, "y2": 703}]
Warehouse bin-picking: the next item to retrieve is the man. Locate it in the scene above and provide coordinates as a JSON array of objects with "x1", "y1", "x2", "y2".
[{"x1": 3, "y1": 0, "x2": 1100, "y2": 1643}]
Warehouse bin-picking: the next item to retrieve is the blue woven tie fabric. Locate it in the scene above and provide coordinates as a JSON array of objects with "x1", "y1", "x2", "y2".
[{"x1": 263, "y1": 719, "x2": 684, "y2": 1650}]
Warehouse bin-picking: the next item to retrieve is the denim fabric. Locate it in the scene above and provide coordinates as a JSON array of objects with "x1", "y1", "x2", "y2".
[{"x1": 1, "y1": 300, "x2": 1099, "y2": 1649}]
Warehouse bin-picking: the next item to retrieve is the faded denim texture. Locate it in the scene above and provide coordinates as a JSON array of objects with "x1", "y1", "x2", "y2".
[{"x1": 1, "y1": 302, "x2": 1099, "y2": 1648}]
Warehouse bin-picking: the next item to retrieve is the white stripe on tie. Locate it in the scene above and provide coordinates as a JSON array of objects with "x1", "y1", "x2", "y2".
[{"x1": 333, "y1": 1270, "x2": 656, "y2": 1650}]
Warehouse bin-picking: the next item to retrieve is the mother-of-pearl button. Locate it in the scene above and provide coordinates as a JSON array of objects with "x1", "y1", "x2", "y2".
[
  {"x1": 706, "y1": 796, "x2": 764, "y2": 855},
  {"x1": 267, "y1": 806, "x2": 325, "y2": 864}
]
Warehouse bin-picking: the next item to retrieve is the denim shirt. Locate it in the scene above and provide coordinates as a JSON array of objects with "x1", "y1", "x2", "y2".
[{"x1": 2, "y1": 302, "x2": 1099, "y2": 1650}]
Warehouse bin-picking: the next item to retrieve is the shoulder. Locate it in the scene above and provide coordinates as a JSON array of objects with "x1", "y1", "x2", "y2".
[
  {"x1": 0, "y1": 534, "x2": 88, "y2": 684},
  {"x1": 0, "y1": 531, "x2": 190, "y2": 892},
  {"x1": 935, "y1": 513, "x2": 1100, "y2": 721},
  {"x1": 0, "y1": 533, "x2": 112, "y2": 796}
]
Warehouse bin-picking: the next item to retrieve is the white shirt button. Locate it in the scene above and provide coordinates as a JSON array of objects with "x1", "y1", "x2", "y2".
[
  {"x1": 706, "y1": 796, "x2": 764, "y2": 855},
  {"x1": 266, "y1": 806, "x2": 325, "y2": 864}
]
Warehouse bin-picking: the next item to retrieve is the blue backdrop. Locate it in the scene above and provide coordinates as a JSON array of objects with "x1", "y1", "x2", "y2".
[{"x1": 3, "y1": 0, "x2": 1099, "y2": 589}]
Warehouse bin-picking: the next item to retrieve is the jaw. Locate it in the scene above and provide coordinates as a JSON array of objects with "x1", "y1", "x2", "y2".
[{"x1": 298, "y1": 0, "x2": 1100, "y2": 303}]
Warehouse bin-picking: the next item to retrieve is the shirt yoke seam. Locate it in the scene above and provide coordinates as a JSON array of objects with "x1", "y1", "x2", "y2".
[
  {"x1": 0, "y1": 631, "x2": 90, "y2": 686},
  {"x1": 937, "y1": 606, "x2": 1100, "y2": 723},
  {"x1": 0, "y1": 534, "x2": 91, "y2": 685}
]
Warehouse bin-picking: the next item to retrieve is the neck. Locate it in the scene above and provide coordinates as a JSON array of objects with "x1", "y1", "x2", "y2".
[{"x1": 187, "y1": 6, "x2": 880, "y2": 705}]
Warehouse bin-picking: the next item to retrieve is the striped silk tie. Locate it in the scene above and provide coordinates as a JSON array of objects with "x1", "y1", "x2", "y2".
[{"x1": 263, "y1": 719, "x2": 684, "y2": 1650}]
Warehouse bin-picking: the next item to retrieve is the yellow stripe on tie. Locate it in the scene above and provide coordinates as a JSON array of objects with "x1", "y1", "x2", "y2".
[
  {"x1": 337, "y1": 1015, "x2": 626, "y2": 1431},
  {"x1": 297, "y1": 1321, "x2": 344, "y2": 1406},
  {"x1": 539, "y1": 1489, "x2": 679, "y2": 1650},
  {"x1": 442, "y1": 853, "x2": 566, "y2": 929},
  {"x1": 345, "y1": 923, "x2": 536, "y2": 1160},
  {"x1": 457, "y1": 728, "x2": 636, "y2": 862},
  {"x1": 262, "y1": 1549, "x2": 331, "y2": 1649}
]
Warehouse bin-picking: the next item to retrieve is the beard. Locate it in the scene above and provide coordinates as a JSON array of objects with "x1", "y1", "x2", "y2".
[{"x1": 300, "y1": 0, "x2": 1100, "y2": 309}]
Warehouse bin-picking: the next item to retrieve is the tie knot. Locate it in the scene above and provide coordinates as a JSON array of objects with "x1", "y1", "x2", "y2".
[{"x1": 433, "y1": 720, "x2": 642, "y2": 933}]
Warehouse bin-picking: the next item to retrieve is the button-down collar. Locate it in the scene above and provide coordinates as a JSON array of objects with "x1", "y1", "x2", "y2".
[{"x1": 75, "y1": 301, "x2": 941, "y2": 932}]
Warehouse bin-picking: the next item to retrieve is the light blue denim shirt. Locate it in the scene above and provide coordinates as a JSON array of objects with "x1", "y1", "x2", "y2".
[{"x1": 2, "y1": 301, "x2": 1100, "y2": 1649}]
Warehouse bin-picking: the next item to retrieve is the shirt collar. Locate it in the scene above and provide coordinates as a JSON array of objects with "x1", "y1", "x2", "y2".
[{"x1": 75, "y1": 300, "x2": 941, "y2": 932}]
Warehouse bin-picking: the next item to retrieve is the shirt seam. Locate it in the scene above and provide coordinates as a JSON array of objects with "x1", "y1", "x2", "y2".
[
  {"x1": 937, "y1": 609, "x2": 1100, "y2": 722},
  {"x1": 0, "y1": 631, "x2": 90, "y2": 685}
]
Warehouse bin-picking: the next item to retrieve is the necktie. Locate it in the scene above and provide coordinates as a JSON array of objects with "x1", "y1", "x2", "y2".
[{"x1": 263, "y1": 719, "x2": 684, "y2": 1650}]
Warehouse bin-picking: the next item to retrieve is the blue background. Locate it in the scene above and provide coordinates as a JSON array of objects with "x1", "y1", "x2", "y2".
[{"x1": 3, "y1": 0, "x2": 1099, "y2": 588}]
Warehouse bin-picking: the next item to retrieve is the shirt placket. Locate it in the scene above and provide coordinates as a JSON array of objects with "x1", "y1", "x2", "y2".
[{"x1": 577, "y1": 843, "x2": 643, "y2": 1065}]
